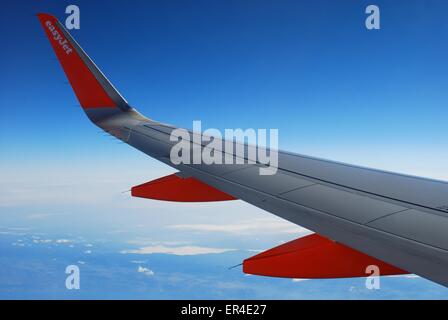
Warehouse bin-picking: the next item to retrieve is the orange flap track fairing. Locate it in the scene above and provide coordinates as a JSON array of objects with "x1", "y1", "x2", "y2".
[
  {"x1": 131, "y1": 174, "x2": 237, "y2": 202},
  {"x1": 243, "y1": 233, "x2": 408, "y2": 279}
]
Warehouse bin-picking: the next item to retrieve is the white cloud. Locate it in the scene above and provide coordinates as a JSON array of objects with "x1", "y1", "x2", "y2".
[
  {"x1": 55, "y1": 239, "x2": 73, "y2": 244},
  {"x1": 137, "y1": 266, "x2": 154, "y2": 276},
  {"x1": 122, "y1": 245, "x2": 235, "y2": 256},
  {"x1": 32, "y1": 239, "x2": 52, "y2": 244},
  {"x1": 168, "y1": 218, "x2": 310, "y2": 235},
  {"x1": 0, "y1": 163, "x2": 172, "y2": 207},
  {"x1": 0, "y1": 227, "x2": 31, "y2": 236},
  {"x1": 84, "y1": 250, "x2": 92, "y2": 254},
  {"x1": 12, "y1": 242, "x2": 25, "y2": 247},
  {"x1": 127, "y1": 239, "x2": 190, "y2": 246},
  {"x1": 388, "y1": 274, "x2": 420, "y2": 279},
  {"x1": 292, "y1": 278, "x2": 309, "y2": 282},
  {"x1": 27, "y1": 238, "x2": 75, "y2": 245},
  {"x1": 26, "y1": 213, "x2": 67, "y2": 220},
  {"x1": 403, "y1": 274, "x2": 420, "y2": 279},
  {"x1": 130, "y1": 260, "x2": 147, "y2": 264},
  {"x1": 0, "y1": 231, "x2": 27, "y2": 236}
]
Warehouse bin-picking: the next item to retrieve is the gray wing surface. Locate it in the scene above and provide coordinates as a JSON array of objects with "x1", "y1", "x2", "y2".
[{"x1": 101, "y1": 119, "x2": 448, "y2": 287}]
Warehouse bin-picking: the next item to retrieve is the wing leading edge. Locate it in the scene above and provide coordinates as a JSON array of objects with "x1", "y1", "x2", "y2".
[{"x1": 38, "y1": 14, "x2": 448, "y2": 287}]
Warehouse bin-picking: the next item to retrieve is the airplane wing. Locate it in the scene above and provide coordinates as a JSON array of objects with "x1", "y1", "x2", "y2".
[{"x1": 38, "y1": 13, "x2": 448, "y2": 287}]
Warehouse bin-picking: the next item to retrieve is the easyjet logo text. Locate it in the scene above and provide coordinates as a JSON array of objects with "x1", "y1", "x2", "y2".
[{"x1": 45, "y1": 20, "x2": 73, "y2": 55}]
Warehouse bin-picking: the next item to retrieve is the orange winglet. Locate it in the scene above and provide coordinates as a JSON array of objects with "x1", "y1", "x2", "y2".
[
  {"x1": 243, "y1": 233, "x2": 407, "y2": 279},
  {"x1": 131, "y1": 174, "x2": 237, "y2": 202},
  {"x1": 37, "y1": 13, "x2": 116, "y2": 109}
]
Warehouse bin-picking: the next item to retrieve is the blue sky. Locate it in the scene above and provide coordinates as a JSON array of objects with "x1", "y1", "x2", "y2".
[{"x1": 0, "y1": 0, "x2": 448, "y2": 299}]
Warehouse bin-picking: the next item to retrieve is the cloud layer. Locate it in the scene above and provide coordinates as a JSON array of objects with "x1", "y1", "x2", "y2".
[{"x1": 123, "y1": 245, "x2": 235, "y2": 256}]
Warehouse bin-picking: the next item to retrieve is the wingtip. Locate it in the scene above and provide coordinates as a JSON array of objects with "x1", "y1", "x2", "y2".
[{"x1": 36, "y1": 13, "x2": 57, "y2": 21}]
